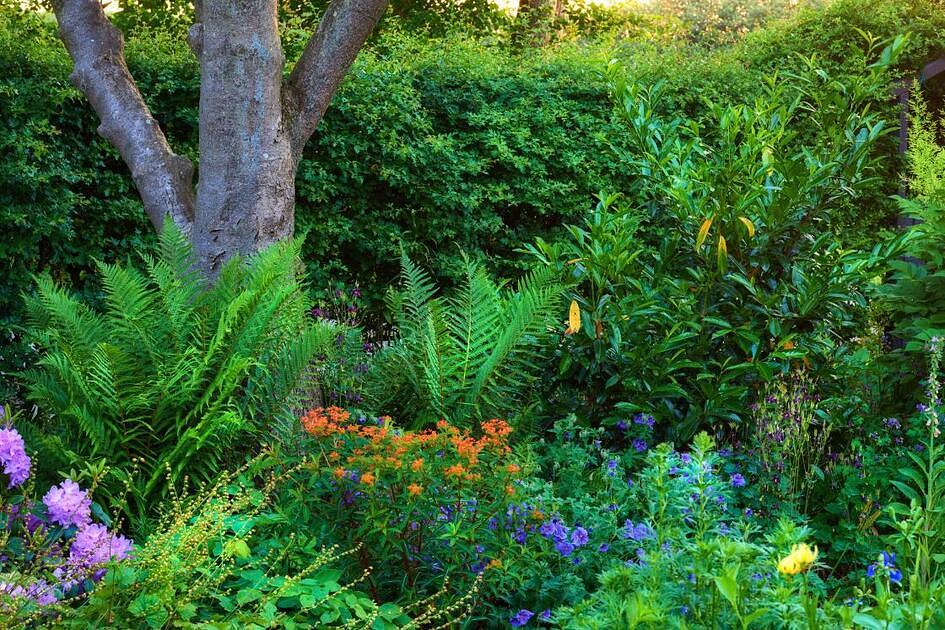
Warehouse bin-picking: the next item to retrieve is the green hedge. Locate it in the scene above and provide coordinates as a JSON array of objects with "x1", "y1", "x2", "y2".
[{"x1": 1, "y1": 0, "x2": 943, "y2": 383}]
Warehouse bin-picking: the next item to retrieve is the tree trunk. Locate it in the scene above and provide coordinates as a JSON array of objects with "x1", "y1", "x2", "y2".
[
  {"x1": 52, "y1": 0, "x2": 389, "y2": 276},
  {"x1": 189, "y1": 0, "x2": 296, "y2": 275}
]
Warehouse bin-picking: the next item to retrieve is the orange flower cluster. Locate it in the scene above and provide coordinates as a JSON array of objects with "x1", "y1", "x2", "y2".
[
  {"x1": 301, "y1": 406, "x2": 352, "y2": 437},
  {"x1": 301, "y1": 409, "x2": 521, "y2": 499}
]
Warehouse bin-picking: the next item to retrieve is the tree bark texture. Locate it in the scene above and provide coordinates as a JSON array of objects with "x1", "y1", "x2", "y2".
[{"x1": 52, "y1": 0, "x2": 388, "y2": 275}]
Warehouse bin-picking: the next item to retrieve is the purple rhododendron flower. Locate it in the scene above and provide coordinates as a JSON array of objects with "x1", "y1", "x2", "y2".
[
  {"x1": 43, "y1": 479, "x2": 92, "y2": 529},
  {"x1": 0, "y1": 427, "x2": 31, "y2": 488},
  {"x1": 69, "y1": 523, "x2": 133, "y2": 566},
  {"x1": 510, "y1": 609, "x2": 534, "y2": 627}
]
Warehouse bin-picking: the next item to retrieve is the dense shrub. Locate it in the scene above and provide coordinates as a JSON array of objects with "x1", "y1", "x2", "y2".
[{"x1": 3, "y1": 0, "x2": 943, "y2": 395}]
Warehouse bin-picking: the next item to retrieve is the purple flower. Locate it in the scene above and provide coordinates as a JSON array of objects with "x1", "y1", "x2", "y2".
[
  {"x1": 616, "y1": 420, "x2": 629, "y2": 431},
  {"x1": 882, "y1": 551, "x2": 896, "y2": 568},
  {"x1": 69, "y1": 524, "x2": 133, "y2": 566},
  {"x1": 540, "y1": 609, "x2": 552, "y2": 621},
  {"x1": 554, "y1": 540, "x2": 575, "y2": 557},
  {"x1": 866, "y1": 564, "x2": 877, "y2": 578},
  {"x1": 889, "y1": 568, "x2": 903, "y2": 584},
  {"x1": 634, "y1": 414, "x2": 655, "y2": 428},
  {"x1": 0, "y1": 427, "x2": 30, "y2": 488},
  {"x1": 731, "y1": 473, "x2": 746, "y2": 488},
  {"x1": 680, "y1": 453, "x2": 692, "y2": 464},
  {"x1": 598, "y1": 543, "x2": 610, "y2": 552},
  {"x1": 623, "y1": 520, "x2": 654, "y2": 541},
  {"x1": 43, "y1": 479, "x2": 92, "y2": 529},
  {"x1": 632, "y1": 439, "x2": 648, "y2": 453},
  {"x1": 510, "y1": 609, "x2": 534, "y2": 627},
  {"x1": 571, "y1": 527, "x2": 589, "y2": 547}
]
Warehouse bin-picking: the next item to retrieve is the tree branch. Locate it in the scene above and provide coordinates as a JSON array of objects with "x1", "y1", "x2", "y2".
[
  {"x1": 283, "y1": 0, "x2": 388, "y2": 160},
  {"x1": 52, "y1": 0, "x2": 195, "y2": 233}
]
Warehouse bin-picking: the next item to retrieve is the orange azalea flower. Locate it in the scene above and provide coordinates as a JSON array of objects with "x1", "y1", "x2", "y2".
[
  {"x1": 436, "y1": 419, "x2": 449, "y2": 430},
  {"x1": 332, "y1": 467, "x2": 346, "y2": 479},
  {"x1": 482, "y1": 419, "x2": 513, "y2": 444},
  {"x1": 328, "y1": 451, "x2": 340, "y2": 462},
  {"x1": 445, "y1": 464, "x2": 466, "y2": 477},
  {"x1": 407, "y1": 483, "x2": 422, "y2": 496},
  {"x1": 326, "y1": 406, "x2": 351, "y2": 423},
  {"x1": 361, "y1": 472, "x2": 376, "y2": 486},
  {"x1": 411, "y1": 458, "x2": 424, "y2": 472}
]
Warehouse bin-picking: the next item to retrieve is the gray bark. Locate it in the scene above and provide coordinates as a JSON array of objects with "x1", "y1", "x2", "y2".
[
  {"x1": 52, "y1": 0, "x2": 195, "y2": 234},
  {"x1": 51, "y1": 0, "x2": 389, "y2": 275}
]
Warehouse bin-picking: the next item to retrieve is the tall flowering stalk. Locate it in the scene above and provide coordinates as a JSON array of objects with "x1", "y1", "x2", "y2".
[
  {"x1": 752, "y1": 371, "x2": 833, "y2": 513},
  {"x1": 888, "y1": 339, "x2": 945, "y2": 589}
]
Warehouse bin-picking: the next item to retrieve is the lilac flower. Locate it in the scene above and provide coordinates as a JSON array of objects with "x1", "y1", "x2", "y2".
[
  {"x1": 731, "y1": 473, "x2": 746, "y2": 488},
  {"x1": 510, "y1": 609, "x2": 534, "y2": 627},
  {"x1": 0, "y1": 427, "x2": 30, "y2": 488},
  {"x1": 571, "y1": 527, "x2": 589, "y2": 547},
  {"x1": 43, "y1": 479, "x2": 92, "y2": 529}
]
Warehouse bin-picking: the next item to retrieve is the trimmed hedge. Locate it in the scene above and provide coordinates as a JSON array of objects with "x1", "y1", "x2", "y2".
[{"x1": 1, "y1": 0, "x2": 944, "y2": 383}]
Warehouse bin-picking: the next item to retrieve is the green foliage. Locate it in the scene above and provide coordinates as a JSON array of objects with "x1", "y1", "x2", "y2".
[
  {"x1": 57, "y1": 460, "x2": 414, "y2": 629},
  {"x1": 368, "y1": 254, "x2": 561, "y2": 426},
  {"x1": 878, "y1": 97, "x2": 945, "y2": 348},
  {"x1": 528, "y1": 36, "x2": 910, "y2": 438},
  {"x1": 5, "y1": 0, "x2": 943, "y2": 398},
  {"x1": 19, "y1": 223, "x2": 337, "y2": 525}
]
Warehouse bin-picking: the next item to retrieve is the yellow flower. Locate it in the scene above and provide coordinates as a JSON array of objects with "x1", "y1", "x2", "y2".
[
  {"x1": 565, "y1": 300, "x2": 581, "y2": 335},
  {"x1": 791, "y1": 543, "x2": 818, "y2": 567},
  {"x1": 777, "y1": 554, "x2": 801, "y2": 576},
  {"x1": 777, "y1": 542, "x2": 818, "y2": 576}
]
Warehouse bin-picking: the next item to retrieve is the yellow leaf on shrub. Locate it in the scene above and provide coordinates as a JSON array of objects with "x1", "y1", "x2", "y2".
[
  {"x1": 696, "y1": 217, "x2": 713, "y2": 251},
  {"x1": 738, "y1": 216, "x2": 756, "y2": 238}
]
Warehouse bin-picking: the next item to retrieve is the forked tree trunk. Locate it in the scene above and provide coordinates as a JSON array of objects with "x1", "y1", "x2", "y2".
[{"x1": 52, "y1": 0, "x2": 388, "y2": 276}]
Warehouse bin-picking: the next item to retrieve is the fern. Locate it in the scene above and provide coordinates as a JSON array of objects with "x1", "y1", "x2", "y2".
[
  {"x1": 20, "y1": 222, "x2": 333, "y2": 527},
  {"x1": 369, "y1": 255, "x2": 562, "y2": 427}
]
